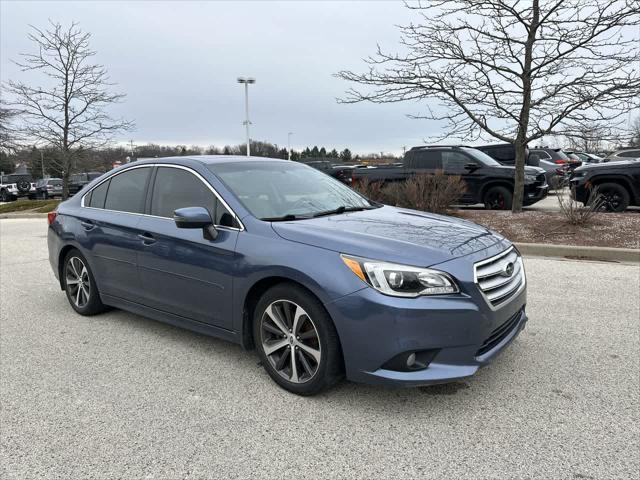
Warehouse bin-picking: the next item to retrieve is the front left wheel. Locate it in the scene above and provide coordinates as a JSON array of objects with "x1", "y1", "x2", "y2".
[
  {"x1": 253, "y1": 283, "x2": 343, "y2": 396},
  {"x1": 63, "y1": 250, "x2": 107, "y2": 316}
]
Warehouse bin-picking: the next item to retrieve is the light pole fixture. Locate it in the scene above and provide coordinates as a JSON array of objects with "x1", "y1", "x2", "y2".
[
  {"x1": 288, "y1": 132, "x2": 294, "y2": 160},
  {"x1": 237, "y1": 77, "x2": 256, "y2": 156}
]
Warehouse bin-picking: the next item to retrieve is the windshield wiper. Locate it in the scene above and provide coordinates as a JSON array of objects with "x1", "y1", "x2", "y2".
[
  {"x1": 261, "y1": 214, "x2": 311, "y2": 222},
  {"x1": 311, "y1": 205, "x2": 375, "y2": 218}
]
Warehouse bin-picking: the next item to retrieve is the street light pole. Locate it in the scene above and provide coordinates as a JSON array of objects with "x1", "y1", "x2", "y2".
[
  {"x1": 237, "y1": 77, "x2": 256, "y2": 156},
  {"x1": 288, "y1": 132, "x2": 294, "y2": 160}
]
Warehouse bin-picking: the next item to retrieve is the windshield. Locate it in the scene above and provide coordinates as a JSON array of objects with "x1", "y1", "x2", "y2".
[
  {"x1": 461, "y1": 147, "x2": 502, "y2": 166},
  {"x1": 209, "y1": 161, "x2": 375, "y2": 220}
]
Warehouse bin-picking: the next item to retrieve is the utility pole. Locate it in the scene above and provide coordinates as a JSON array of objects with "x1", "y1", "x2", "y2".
[
  {"x1": 237, "y1": 77, "x2": 256, "y2": 156},
  {"x1": 129, "y1": 140, "x2": 135, "y2": 161},
  {"x1": 41, "y1": 150, "x2": 45, "y2": 178},
  {"x1": 288, "y1": 132, "x2": 294, "y2": 160}
]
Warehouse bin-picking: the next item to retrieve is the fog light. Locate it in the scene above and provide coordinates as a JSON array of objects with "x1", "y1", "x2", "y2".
[{"x1": 406, "y1": 352, "x2": 416, "y2": 367}]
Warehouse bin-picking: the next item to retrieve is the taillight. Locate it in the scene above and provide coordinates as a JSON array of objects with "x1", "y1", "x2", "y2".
[
  {"x1": 555, "y1": 168, "x2": 565, "y2": 175},
  {"x1": 554, "y1": 159, "x2": 568, "y2": 164},
  {"x1": 47, "y1": 211, "x2": 58, "y2": 225}
]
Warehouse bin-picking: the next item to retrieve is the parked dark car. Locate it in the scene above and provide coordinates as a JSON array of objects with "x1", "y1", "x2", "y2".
[
  {"x1": 350, "y1": 146, "x2": 548, "y2": 210},
  {"x1": 570, "y1": 160, "x2": 640, "y2": 212},
  {"x1": 68, "y1": 172, "x2": 103, "y2": 196},
  {"x1": 0, "y1": 173, "x2": 37, "y2": 202},
  {"x1": 47, "y1": 156, "x2": 527, "y2": 395},
  {"x1": 35, "y1": 178, "x2": 63, "y2": 199},
  {"x1": 476, "y1": 143, "x2": 538, "y2": 167},
  {"x1": 529, "y1": 147, "x2": 581, "y2": 171}
]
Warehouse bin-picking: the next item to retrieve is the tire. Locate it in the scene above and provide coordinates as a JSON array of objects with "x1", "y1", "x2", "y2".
[
  {"x1": 484, "y1": 186, "x2": 513, "y2": 210},
  {"x1": 594, "y1": 182, "x2": 630, "y2": 212},
  {"x1": 253, "y1": 283, "x2": 343, "y2": 395},
  {"x1": 62, "y1": 249, "x2": 107, "y2": 316},
  {"x1": 0, "y1": 190, "x2": 14, "y2": 202}
]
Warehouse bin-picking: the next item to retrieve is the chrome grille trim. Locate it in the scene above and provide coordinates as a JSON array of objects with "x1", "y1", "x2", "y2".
[{"x1": 474, "y1": 246, "x2": 526, "y2": 310}]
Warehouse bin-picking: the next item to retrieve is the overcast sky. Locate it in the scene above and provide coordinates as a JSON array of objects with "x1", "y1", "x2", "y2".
[
  {"x1": 2, "y1": 1, "x2": 637, "y2": 155},
  {"x1": 1, "y1": 0, "x2": 438, "y2": 154}
]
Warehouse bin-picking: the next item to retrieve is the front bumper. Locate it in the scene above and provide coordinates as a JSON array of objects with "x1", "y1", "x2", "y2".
[
  {"x1": 523, "y1": 184, "x2": 549, "y2": 205},
  {"x1": 325, "y1": 247, "x2": 527, "y2": 387}
]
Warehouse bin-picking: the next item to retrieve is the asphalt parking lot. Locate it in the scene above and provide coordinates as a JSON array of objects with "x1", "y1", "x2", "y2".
[{"x1": 1, "y1": 218, "x2": 639, "y2": 479}]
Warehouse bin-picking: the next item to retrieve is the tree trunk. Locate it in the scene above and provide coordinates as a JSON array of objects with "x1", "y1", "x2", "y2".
[
  {"x1": 61, "y1": 151, "x2": 71, "y2": 199},
  {"x1": 512, "y1": 141, "x2": 527, "y2": 212}
]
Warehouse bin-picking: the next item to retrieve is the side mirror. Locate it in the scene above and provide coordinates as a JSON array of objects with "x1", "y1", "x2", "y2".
[
  {"x1": 464, "y1": 162, "x2": 480, "y2": 171},
  {"x1": 174, "y1": 207, "x2": 218, "y2": 240}
]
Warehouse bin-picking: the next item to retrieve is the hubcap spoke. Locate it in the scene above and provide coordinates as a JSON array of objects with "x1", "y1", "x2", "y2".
[
  {"x1": 75, "y1": 284, "x2": 82, "y2": 306},
  {"x1": 290, "y1": 347, "x2": 299, "y2": 382},
  {"x1": 265, "y1": 305, "x2": 290, "y2": 335},
  {"x1": 298, "y1": 343, "x2": 321, "y2": 363},
  {"x1": 297, "y1": 350, "x2": 314, "y2": 376},
  {"x1": 292, "y1": 306, "x2": 305, "y2": 335},
  {"x1": 275, "y1": 347, "x2": 291, "y2": 371},
  {"x1": 263, "y1": 338, "x2": 289, "y2": 356}
]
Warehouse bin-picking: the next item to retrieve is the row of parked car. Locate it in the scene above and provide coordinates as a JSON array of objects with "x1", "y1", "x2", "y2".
[
  {"x1": 0, "y1": 172, "x2": 102, "y2": 202},
  {"x1": 310, "y1": 144, "x2": 640, "y2": 212}
]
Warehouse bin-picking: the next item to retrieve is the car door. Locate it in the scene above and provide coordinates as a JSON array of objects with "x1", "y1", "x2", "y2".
[
  {"x1": 136, "y1": 165, "x2": 240, "y2": 330},
  {"x1": 441, "y1": 151, "x2": 479, "y2": 203},
  {"x1": 78, "y1": 166, "x2": 152, "y2": 303}
]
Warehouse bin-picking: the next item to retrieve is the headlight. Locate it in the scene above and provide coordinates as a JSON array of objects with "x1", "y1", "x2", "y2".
[
  {"x1": 341, "y1": 255, "x2": 459, "y2": 297},
  {"x1": 524, "y1": 174, "x2": 537, "y2": 183}
]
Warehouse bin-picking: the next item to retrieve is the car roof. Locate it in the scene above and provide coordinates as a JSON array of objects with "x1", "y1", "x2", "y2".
[{"x1": 134, "y1": 155, "x2": 291, "y2": 166}]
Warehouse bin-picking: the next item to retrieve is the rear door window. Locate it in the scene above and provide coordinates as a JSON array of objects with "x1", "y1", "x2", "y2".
[
  {"x1": 405, "y1": 150, "x2": 442, "y2": 169},
  {"x1": 103, "y1": 167, "x2": 151, "y2": 214}
]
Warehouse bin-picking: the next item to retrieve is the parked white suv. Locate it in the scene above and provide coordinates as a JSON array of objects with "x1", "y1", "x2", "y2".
[{"x1": 0, "y1": 174, "x2": 37, "y2": 202}]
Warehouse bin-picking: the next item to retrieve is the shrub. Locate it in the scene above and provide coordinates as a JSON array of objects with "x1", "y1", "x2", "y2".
[
  {"x1": 556, "y1": 186, "x2": 603, "y2": 226},
  {"x1": 354, "y1": 171, "x2": 466, "y2": 214},
  {"x1": 401, "y1": 172, "x2": 466, "y2": 214}
]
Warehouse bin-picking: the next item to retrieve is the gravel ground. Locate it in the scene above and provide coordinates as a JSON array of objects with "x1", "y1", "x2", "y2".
[{"x1": 1, "y1": 218, "x2": 639, "y2": 480}]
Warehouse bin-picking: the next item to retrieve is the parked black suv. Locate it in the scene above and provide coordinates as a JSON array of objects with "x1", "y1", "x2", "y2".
[
  {"x1": 476, "y1": 143, "x2": 539, "y2": 167},
  {"x1": 350, "y1": 145, "x2": 548, "y2": 209},
  {"x1": 570, "y1": 160, "x2": 640, "y2": 212}
]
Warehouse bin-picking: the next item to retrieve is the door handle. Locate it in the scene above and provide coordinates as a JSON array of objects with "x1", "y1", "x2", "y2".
[
  {"x1": 80, "y1": 220, "x2": 95, "y2": 231},
  {"x1": 138, "y1": 232, "x2": 157, "y2": 245}
]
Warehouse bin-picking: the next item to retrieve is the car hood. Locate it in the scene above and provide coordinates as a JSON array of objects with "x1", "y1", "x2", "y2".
[
  {"x1": 271, "y1": 205, "x2": 510, "y2": 267},
  {"x1": 576, "y1": 159, "x2": 639, "y2": 172}
]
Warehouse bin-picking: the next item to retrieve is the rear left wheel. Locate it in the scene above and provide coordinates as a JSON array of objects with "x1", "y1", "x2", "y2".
[
  {"x1": 253, "y1": 283, "x2": 343, "y2": 395},
  {"x1": 63, "y1": 250, "x2": 107, "y2": 316}
]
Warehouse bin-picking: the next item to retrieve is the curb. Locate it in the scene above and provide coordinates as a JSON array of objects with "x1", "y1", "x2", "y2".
[
  {"x1": 515, "y1": 242, "x2": 640, "y2": 263},
  {"x1": 0, "y1": 213, "x2": 49, "y2": 219}
]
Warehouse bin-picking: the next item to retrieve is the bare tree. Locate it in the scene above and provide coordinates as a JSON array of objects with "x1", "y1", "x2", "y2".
[
  {"x1": 8, "y1": 21, "x2": 132, "y2": 197},
  {"x1": 0, "y1": 96, "x2": 22, "y2": 154},
  {"x1": 337, "y1": 0, "x2": 639, "y2": 212},
  {"x1": 630, "y1": 116, "x2": 640, "y2": 147}
]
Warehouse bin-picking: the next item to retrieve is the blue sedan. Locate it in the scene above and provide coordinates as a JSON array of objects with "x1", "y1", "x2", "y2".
[{"x1": 47, "y1": 156, "x2": 527, "y2": 395}]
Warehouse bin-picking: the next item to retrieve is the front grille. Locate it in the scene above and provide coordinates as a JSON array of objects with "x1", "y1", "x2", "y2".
[
  {"x1": 476, "y1": 309, "x2": 523, "y2": 357},
  {"x1": 474, "y1": 246, "x2": 525, "y2": 309}
]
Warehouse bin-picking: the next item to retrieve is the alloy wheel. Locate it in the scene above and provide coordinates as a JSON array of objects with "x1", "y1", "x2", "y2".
[
  {"x1": 260, "y1": 300, "x2": 321, "y2": 384},
  {"x1": 66, "y1": 256, "x2": 91, "y2": 308}
]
